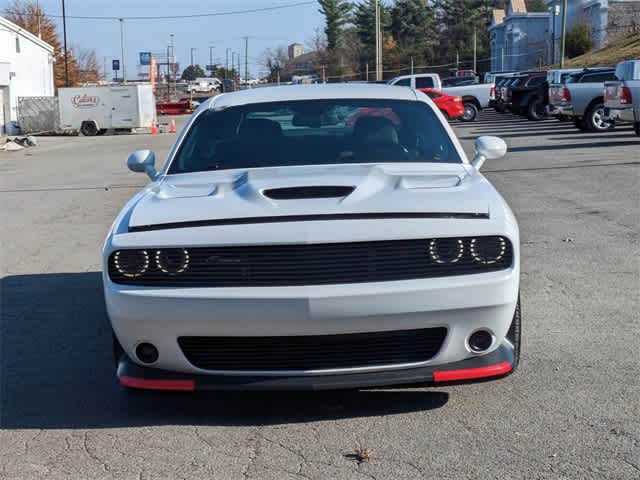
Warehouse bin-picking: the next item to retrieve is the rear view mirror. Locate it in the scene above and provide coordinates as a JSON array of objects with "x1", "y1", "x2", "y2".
[
  {"x1": 472, "y1": 136, "x2": 507, "y2": 170},
  {"x1": 127, "y1": 149, "x2": 158, "y2": 180}
]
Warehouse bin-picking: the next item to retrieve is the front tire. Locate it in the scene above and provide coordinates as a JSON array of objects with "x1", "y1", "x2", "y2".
[
  {"x1": 506, "y1": 296, "x2": 522, "y2": 370},
  {"x1": 585, "y1": 102, "x2": 614, "y2": 132},
  {"x1": 113, "y1": 333, "x2": 125, "y2": 370}
]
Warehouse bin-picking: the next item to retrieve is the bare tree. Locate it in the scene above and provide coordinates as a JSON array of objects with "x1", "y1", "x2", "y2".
[{"x1": 262, "y1": 46, "x2": 289, "y2": 82}]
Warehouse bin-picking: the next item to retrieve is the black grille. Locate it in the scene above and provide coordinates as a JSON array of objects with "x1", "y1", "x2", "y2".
[
  {"x1": 178, "y1": 327, "x2": 448, "y2": 371},
  {"x1": 108, "y1": 236, "x2": 513, "y2": 287},
  {"x1": 263, "y1": 186, "x2": 355, "y2": 199}
]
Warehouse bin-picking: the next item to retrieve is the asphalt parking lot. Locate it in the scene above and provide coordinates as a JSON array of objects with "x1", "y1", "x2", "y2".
[{"x1": 1, "y1": 112, "x2": 638, "y2": 479}]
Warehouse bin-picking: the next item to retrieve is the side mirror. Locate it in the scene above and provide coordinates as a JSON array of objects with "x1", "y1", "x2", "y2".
[
  {"x1": 471, "y1": 136, "x2": 507, "y2": 171},
  {"x1": 127, "y1": 149, "x2": 158, "y2": 180}
]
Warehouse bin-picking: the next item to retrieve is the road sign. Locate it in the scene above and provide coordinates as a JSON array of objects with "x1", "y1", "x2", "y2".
[
  {"x1": 112, "y1": 59, "x2": 120, "y2": 71},
  {"x1": 139, "y1": 52, "x2": 152, "y2": 66}
]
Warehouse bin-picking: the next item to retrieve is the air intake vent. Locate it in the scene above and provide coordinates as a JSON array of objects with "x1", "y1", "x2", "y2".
[
  {"x1": 263, "y1": 186, "x2": 355, "y2": 200},
  {"x1": 178, "y1": 327, "x2": 448, "y2": 371}
]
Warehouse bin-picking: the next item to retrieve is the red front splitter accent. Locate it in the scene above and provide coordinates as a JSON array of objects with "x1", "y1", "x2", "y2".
[
  {"x1": 433, "y1": 361, "x2": 512, "y2": 383},
  {"x1": 120, "y1": 375, "x2": 195, "y2": 391}
]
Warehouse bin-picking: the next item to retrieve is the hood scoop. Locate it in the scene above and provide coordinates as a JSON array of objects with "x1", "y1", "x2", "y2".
[{"x1": 263, "y1": 186, "x2": 355, "y2": 200}]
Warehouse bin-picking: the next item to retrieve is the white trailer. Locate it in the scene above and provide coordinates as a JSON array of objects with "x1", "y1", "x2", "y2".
[{"x1": 58, "y1": 84, "x2": 156, "y2": 136}]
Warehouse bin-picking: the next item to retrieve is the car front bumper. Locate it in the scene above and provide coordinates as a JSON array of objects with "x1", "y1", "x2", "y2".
[
  {"x1": 117, "y1": 340, "x2": 516, "y2": 391},
  {"x1": 105, "y1": 265, "x2": 519, "y2": 381}
]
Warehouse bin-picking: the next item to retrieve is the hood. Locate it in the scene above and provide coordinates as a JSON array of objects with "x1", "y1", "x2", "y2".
[{"x1": 127, "y1": 163, "x2": 492, "y2": 230}]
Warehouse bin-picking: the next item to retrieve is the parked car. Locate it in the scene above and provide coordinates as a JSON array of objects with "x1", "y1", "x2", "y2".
[
  {"x1": 419, "y1": 88, "x2": 465, "y2": 120},
  {"x1": 106, "y1": 84, "x2": 521, "y2": 392},
  {"x1": 187, "y1": 77, "x2": 222, "y2": 94},
  {"x1": 493, "y1": 74, "x2": 522, "y2": 113},
  {"x1": 548, "y1": 68, "x2": 617, "y2": 131},
  {"x1": 506, "y1": 72, "x2": 547, "y2": 118},
  {"x1": 508, "y1": 72, "x2": 548, "y2": 120},
  {"x1": 604, "y1": 60, "x2": 640, "y2": 136},
  {"x1": 388, "y1": 73, "x2": 492, "y2": 121}
]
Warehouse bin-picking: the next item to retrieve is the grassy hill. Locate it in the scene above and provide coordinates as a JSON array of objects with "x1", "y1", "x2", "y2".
[{"x1": 562, "y1": 34, "x2": 640, "y2": 67}]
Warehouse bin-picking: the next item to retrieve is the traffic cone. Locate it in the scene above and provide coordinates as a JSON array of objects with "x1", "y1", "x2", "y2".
[
  {"x1": 169, "y1": 119, "x2": 177, "y2": 133},
  {"x1": 151, "y1": 120, "x2": 158, "y2": 135}
]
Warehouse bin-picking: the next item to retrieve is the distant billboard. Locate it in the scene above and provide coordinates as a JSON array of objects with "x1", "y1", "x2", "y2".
[{"x1": 139, "y1": 52, "x2": 152, "y2": 66}]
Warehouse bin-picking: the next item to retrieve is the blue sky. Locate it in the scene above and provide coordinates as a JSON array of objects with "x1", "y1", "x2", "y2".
[{"x1": 7, "y1": 0, "x2": 324, "y2": 78}]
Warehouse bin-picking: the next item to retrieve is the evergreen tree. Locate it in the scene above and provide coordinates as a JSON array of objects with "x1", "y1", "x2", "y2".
[
  {"x1": 353, "y1": 0, "x2": 391, "y2": 68},
  {"x1": 317, "y1": 0, "x2": 352, "y2": 50},
  {"x1": 391, "y1": 0, "x2": 436, "y2": 66}
]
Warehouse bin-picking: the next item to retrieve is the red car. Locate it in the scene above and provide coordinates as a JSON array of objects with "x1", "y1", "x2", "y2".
[{"x1": 419, "y1": 88, "x2": 464, "y2": 120}]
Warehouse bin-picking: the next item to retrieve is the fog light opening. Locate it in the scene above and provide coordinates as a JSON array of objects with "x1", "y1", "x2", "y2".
[
  {"x1": 468, "y1": 330, "x2": 493, "y2": 353},
  {"x1": 136, "y1": 342, "x2": 159, "y2": 364}
]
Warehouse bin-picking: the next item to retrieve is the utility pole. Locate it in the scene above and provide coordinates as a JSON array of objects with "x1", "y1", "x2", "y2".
[
  {"x1": 321, "y1": 64, "x2": 326, "y2": 83},
  {"x1": 62, "y1": 0, "x2": 69, "y2": 86},
  {"x1": 375, "y1": 0, "x2": 382, "y2": 81},
  {"x1": 366, "y1": 63, "x2": 369, "y2": 82},
  {"x1": 119, "y1": 19, "x2": 125, "y2": 82},
  {"x1": 167, "y1": 44, "x2": 171, "y2": 98},
  {"x1": 559, "y1": 0, "x2": 568, "y2": 67},
  {"x1": 225, "y1": 48, "x2": 230, "y2": 79},
  {"x1": 103, "y1": 56, "x2": 107, "y2": 81},
  {"x1": 473, "y1": 28, "x2": 477, "y2": 73},
  {"x1": 456, "y1": 50, "x2": 460, "y2": 71},
  {"x1": 243, "y1": 36, "x2": 249, "y2": 83},
  {"x1": 170, "y1": 34, "x2": 174, "y2": 95},
  {"x1": 410, "y1": 56, "x2": 414, "y2": 75},
  {"x1": 209, "y1": 45, "x2": 214, "y2": 75},
  {"x1": 190, "y1": 48, "x2": 196, "y2": 67}
]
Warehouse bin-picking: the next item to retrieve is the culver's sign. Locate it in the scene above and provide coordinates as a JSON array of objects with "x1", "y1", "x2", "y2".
[{"x1": 71, "y1": 94, "x2": 99, "y2": 108}]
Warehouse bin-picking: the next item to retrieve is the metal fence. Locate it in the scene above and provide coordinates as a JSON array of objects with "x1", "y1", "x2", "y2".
[{"x1": 17, "y1": 96, "x2": 59, "y2": 134}]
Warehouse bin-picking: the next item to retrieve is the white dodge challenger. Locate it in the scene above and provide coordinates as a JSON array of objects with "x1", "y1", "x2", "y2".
[{"x1": 103, "y1": 84, "x2": 520, "y2": 391}]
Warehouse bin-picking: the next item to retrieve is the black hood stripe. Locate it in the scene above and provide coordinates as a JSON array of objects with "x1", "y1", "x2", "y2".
[{"x1": 128, "y1": 212, "x2": 489, "y2": 232}]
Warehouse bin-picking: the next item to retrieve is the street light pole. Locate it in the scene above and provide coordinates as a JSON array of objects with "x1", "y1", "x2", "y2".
[
  {"x1": 209, "y1": 45, "x2": 214, "y2": 75},
  {"x1": 119, "y1": 18, "x2": 125, "y2": 82},
  {"x1": 61, "y1": 0, "x2": 69, "y2": 86},
  {"x1": 190, "y1": 48, "x2": 196, "y2": 67},
  {"x1": 226, "y1": 48, "x2": 230, "y2": 79}
]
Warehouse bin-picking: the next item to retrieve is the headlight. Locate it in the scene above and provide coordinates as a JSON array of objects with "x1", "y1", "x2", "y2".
[
  {"x1": 429, "y1": 239, "x2": 464, "y2": 264},
  {"x1": 156, "y1": 248, "x2": 190, "y2": 274},
  {"x1": 470, "y1": 237, "x2": 507, "y2": 264},
  {"x1": 113, "y1": 250, "x2": 149, "y2": 278}
]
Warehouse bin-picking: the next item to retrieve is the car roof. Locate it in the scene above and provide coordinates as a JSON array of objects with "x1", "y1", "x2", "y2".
[{"x1": 207, "y1": 84, "x2": 419, "y2": 110}]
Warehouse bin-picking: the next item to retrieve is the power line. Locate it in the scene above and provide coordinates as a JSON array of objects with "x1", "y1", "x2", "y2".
[{"x1": 2, "y1": 1, "x2": 316, "y2": 21}]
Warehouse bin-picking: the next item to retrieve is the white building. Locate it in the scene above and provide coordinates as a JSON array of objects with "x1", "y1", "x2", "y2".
[{"x1": 0, "y1": 16, "x2": 55, "y2": 135}]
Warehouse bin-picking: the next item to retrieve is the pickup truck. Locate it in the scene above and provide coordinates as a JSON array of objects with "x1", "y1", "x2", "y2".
[
  {"x1": 510, "y1": 69, "x2": 580, "y2": 121},
  {"x1": 387, "y1": 74, "x2": 492, "y2": 122},
  {"x1": 187, "y1": 77, "x2": 222, "y2": 94},
  {"x1": 506, "y1": 72, "x2": 547, "y2": 119},
  {"x1": 548, "y1": 68, "x2": 617, "y2": 131},
  {"x1": 604, "y1": 60, "x2": 640, "y2": 137}
]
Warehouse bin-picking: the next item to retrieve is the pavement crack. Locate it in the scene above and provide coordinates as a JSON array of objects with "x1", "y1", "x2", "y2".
[{"x1": 622, "y1": 458, "x2": 640, "y2": 473}]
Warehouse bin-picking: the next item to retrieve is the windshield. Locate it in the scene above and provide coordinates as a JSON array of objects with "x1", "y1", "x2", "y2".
[{"x1": 168, "y1": 99, "x2": 462, "y2": 174}]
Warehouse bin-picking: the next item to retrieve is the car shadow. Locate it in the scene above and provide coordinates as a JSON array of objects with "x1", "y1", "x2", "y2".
[
  {"x1": 0, "y1": 272, "x2": 449, "y2": 430},
  {"x1": 508, "y1": 140, "x2": 639, "y2": 152}
]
